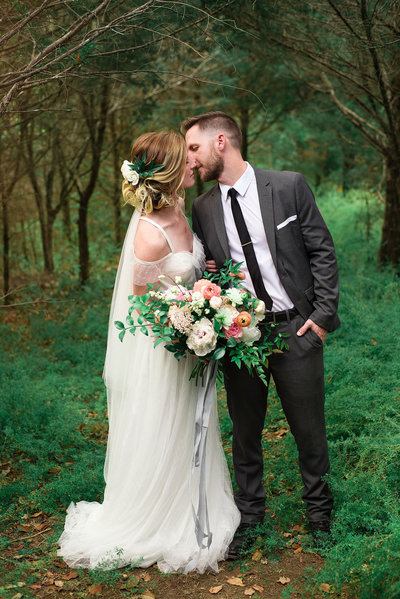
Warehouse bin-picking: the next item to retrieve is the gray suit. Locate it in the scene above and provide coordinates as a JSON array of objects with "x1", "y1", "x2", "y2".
[{"x1": 192, "y1": 168, "x2": 339, "y2": 523}]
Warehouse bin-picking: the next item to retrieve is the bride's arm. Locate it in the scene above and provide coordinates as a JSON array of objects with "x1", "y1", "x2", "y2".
[{"x1": 133, "y1": 220, "x2": 169, "y2": 297}]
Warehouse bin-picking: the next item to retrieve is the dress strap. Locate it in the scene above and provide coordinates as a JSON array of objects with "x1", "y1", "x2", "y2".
[{"x1": 139, "y1": 217, "x2": 175, "y2": 253}]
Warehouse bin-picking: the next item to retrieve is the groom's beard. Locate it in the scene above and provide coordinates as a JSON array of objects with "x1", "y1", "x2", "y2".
[{"x1": 197, "y1": 149, "x2": 224, "y2": 182}]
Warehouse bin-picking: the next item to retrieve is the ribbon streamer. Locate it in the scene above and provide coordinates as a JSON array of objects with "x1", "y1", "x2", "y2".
[{"x1": 184, "y1": 360, "x2": 217, "y2": 573}]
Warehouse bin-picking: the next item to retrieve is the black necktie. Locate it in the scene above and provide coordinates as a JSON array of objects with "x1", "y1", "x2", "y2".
[{"x1": 228, "y1": 187, "x2": 273, "y2": 310}]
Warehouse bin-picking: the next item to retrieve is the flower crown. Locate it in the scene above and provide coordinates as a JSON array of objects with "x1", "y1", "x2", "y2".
[{"x1": 121, "y1": 153, "x2": 165, "y2": 186}]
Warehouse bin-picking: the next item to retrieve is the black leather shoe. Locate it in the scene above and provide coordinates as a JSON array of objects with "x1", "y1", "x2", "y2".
[
  {"x1": 227, "y1": 522, "x2": 259, "y2": 560},
  {"x1": 309, "y1": 520, "x2": 333, "y2": 551}
]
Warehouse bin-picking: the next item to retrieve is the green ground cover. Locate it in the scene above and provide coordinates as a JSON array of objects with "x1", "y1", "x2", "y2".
[{"x1": 0, "y1": 188, "x2": 399, "y2": 598}]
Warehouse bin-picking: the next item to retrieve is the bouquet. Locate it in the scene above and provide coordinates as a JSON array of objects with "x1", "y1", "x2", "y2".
[{"x1": 115, "y1": 261, "x2": 288, "y2": 385}]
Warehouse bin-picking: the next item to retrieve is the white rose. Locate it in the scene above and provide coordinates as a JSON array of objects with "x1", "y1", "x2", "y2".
[
  {"x1": 209, "y1": 296, "x2": 222, "y2": 310},
  {"x1": 255, "y1": 299, "x2": 266, "y2": 315},
  {"x1": 186, "y1": 317, "x2": 218, "y2": 356},
  {"x1": 121, "y1": 160, "x2": 140, "y2": 184},
  {"x1": 225, "y1": 288, "x2": 243, "y2": 306},
  {"x1": 241, "y1": 325, "x2": 262, "y2": 346},
  {"x1": 215, "y1": 305, "x2": 238, "y2": 327}
]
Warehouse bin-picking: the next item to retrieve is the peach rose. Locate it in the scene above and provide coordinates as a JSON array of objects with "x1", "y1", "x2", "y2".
[{"x1": 235, "y1": 311, "x2": 252, "y2": 327}]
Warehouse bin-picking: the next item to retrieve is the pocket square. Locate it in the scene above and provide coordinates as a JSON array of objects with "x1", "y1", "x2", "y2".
[{"x1": 277, "y1": 214, "x2": 298, "y2": 230}]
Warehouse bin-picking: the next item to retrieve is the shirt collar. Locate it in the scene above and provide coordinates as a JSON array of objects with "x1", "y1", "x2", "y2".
[{"x1": 220, "y1": 162, "x2": 254, "y2": 201}]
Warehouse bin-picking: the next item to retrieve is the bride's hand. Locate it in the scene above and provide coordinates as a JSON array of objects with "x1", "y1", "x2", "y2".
[{"x1": 205, "y1": 260, "x2": 219, "y2": 273}]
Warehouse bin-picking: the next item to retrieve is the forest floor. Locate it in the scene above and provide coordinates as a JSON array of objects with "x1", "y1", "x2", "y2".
[{"x1": 2, "y1": 486, "x2": 349, "y2": 599}]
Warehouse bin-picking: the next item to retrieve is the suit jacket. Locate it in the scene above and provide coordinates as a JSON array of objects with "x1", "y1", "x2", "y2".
[{"x1": 192, "y1": 168, "x2": 340, "y2": 332}]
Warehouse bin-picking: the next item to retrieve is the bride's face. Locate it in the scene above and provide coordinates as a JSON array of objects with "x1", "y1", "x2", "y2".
[{"x1": 182, "y1": 160, "x2": 195, "y2": 189}]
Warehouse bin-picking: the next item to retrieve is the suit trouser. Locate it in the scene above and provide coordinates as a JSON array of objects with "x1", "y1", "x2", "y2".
[{"x1": 223, "y1": 313, "x2": 333, "y2": 524}]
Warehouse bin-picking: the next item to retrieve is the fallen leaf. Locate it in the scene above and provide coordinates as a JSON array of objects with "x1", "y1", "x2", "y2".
[
  {"x1": 294, "y1": 547, "x2": 302, "y2": 554},
  {"x1": 33, "y1": 522, "x2": 48, "y2": 531},
  {"x1": 253, "y1": 584, "x2": 264, "y2": 592},
  {"x1": 227, "y1": 576, "x2": 245, "y2": 587},
  {"x1": 31, "y1": 511, "x2": 43, "y2": 518},
  {"x1": 293, "y1": 524, "x2": 304, "y2": 532},
  {"x1": 282, "y1": 532, "x2": 292, "y2": 538},
  {"x1": 11, "y1": 594, "x2": 23, "y2": 599},
  {"x1": 88, "y1": 583, "x2": 102, "y2": 595},
  {"x1": 252, "y1": 549, "x2": 262, "y2": 561},
  {"x1": 244, "y1": 588, "x2": 255, "y2": 596},
  {"x1": 30, "y1": 585, "x2": 42, "y2": 590},
  {"x1": 209, "y1": 585, "x2": 223, "y2": 594},
  {"x1": 371, "y1": 338, "x2": 377, "y2": 345},
  {"x1": 138, "y1": 592, "x2": 155, "y2": 599},
  {"x1": 61, "y1": 570, "x2": 79, "y2": 580},
  {"x1": 319, "y1": 583, "x2": 334, "y2": 594},
  {"x1": 278, "y1": 576, "x2": 291, "y2": 585},
  {"x1": 260, "y1": 558, "x2": 269, "y2": 565},
  {"x1": 54, "y1": 581, "x2": 64, "y2": 588},
  {"x1": 137, "y1": 572, "x2": 151, "y2": 582}
]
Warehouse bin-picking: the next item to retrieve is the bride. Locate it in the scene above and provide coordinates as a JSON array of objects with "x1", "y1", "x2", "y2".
[{"x1": 57, "y1": 131, "x2": 240, "y2": 573}]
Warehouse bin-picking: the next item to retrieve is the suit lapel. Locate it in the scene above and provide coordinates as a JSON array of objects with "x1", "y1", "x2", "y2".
[
  {"x1": 255, "y1": 169, "x2": 277, "y2": 268},
  {"x1": 208, "y1": 185, "x2": 230, "y2": 259}
]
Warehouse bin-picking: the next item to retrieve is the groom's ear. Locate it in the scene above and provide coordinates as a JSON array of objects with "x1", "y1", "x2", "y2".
[{"x1": 216, "y1": 133, "x2": 226, "y2": 150}]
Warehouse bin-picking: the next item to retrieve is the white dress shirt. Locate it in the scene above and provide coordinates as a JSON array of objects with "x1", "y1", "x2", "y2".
[{"x1": 219, "y1": 163, "x2": 294, "y2": 312}]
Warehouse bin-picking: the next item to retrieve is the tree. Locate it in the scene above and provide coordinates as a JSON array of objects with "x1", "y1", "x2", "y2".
[{"x1": 262, "y1": 0, "x2": 400, "y2": 265}]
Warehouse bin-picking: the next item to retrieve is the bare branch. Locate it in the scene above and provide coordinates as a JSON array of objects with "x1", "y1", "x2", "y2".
[{"x1": 322, "y1": 73, "x2": 387, "y2": 152}]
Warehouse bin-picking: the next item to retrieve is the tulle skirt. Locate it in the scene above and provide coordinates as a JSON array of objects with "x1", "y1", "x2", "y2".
[{"x1": 57, "y1": 330, "x2": 240, "y2": 573}]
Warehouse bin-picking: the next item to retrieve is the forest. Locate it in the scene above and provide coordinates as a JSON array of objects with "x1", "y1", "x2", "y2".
[{"x1": 1, "y1": 1, "x2": 399, "y2": 598}]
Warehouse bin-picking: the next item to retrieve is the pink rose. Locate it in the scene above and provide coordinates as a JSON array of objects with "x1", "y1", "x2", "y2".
[
  {"x1": 223, "y1": 322, "x2": 243, "y2": 340},
  {"x1": 202, "y1": 282, "x2": 221, "y2": 299},
  {"x1": 193, "y1": 279, "x2": 209, "y2": 293}
]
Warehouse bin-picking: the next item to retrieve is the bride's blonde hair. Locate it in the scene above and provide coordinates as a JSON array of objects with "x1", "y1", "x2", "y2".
[{"x1": 122, "y1": 132, "x2": 186, "y2": 214}]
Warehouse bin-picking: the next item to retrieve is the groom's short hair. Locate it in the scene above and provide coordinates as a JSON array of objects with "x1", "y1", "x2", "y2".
[{"x1": 181, "y1": 111, "x2": 242, "y2": 150}]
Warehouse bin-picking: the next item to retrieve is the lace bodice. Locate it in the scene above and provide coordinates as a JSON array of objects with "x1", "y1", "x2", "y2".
[{"x1": 132, "y1": 218, "x2": 205, "y2": 289}]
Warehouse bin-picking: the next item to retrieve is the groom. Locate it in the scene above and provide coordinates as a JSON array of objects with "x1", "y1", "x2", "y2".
[{"x1": 182, "y1": 111, "x2": 340, "y2": 557}]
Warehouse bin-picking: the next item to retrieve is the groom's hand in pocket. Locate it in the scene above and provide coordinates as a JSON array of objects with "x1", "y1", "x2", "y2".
[{"x1": 296, "y1": 319, "x2": 327, "y2": 343}]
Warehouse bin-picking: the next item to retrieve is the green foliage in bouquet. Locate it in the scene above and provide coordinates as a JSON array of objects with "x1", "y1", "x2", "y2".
[{"x1": 115, "y1": 260, "x2": 288, "y2": 384}]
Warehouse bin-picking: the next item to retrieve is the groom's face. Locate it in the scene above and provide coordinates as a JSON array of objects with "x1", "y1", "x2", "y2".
[{"x1": 186, "y1": 125, "x2": 224, "y2": 182}]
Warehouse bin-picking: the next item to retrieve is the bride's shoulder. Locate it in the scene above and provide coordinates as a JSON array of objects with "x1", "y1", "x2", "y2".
[{"x1": 134, "y1": 219, "x2": 170, "y2": 262}]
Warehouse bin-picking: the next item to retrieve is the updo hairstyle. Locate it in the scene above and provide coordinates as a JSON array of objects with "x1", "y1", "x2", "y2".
[{"x1": 122, "y1": 131, "x2": 186, "y2": 214}]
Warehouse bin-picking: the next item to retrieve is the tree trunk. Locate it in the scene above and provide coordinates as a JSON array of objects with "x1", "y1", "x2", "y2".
[
  {"x1": 77, "y1": 83, "x2": 110, "y2": 286},
  {"x1": 62, "y1": 196, "x2": 71, "y2": 240},
  {"x1": 110, "y1": 112, "x2": 122, "y2": 245},
  {"x1": 379, "y1": 155, "x2": 400, "y2": 266},
  {"x1": 240, "y1": 105, "x2": 249, "y2": 161},
  {"x1": 36, "y1": 201, "x2": 54, "y2": 273},
  {"x1": 2, "y1": 197, "x2": 10, "y2": 305},
  {"x1": 78, "y1": 198, "x2": 90, "y2": 286}
]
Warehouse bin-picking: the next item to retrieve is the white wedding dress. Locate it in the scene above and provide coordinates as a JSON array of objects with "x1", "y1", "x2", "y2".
[{"x1": 57, "y1": 211, "x2": 240, "y2": 573}]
